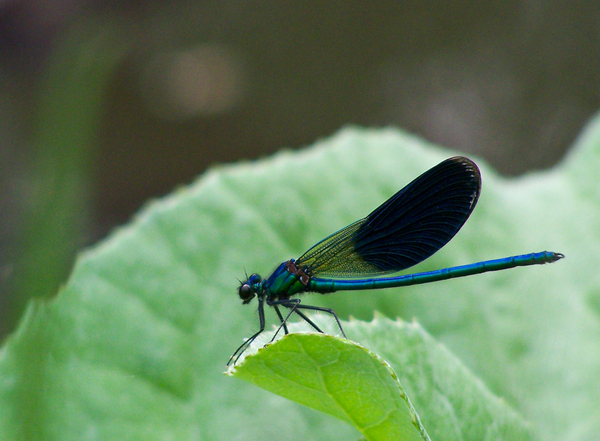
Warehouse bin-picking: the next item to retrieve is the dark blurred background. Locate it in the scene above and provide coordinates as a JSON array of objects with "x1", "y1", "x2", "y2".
[{"x1": 0, "y1": 1, "x2": 598, "y2": 339}]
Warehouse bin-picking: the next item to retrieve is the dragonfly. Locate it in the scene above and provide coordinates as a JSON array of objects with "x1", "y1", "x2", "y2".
[{"x1": 228, "y1": 156, "x2": 564, "y2": 365}]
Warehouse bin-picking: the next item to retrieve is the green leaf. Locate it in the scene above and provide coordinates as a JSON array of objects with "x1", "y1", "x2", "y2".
[
  {"x1": 350, "y1": 317, "x2": 538, "y2": 440},
  {"x1": 230, "y1": 318, "x2": 537, "y2": 441},
  {"x1": 232, "y1": 332, "x2": 428, "y2": 441},
  {"x1": 1, "y1": 112, "x2": 599, "y2": 440}
]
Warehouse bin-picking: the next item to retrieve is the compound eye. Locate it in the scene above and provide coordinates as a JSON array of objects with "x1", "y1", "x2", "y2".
[{"x1": 238, "y1": 283, "x2": 255, "y2": 303}]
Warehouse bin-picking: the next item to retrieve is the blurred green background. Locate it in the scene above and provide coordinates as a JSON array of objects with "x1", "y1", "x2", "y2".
[{"x1": 0, "y1": 1, "x2": 598, "y2": 339}]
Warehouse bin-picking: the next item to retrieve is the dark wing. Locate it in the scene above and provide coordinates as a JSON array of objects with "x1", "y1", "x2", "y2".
[{"x1": 295, "y1": 156, "x2": 481, "y2": 277}]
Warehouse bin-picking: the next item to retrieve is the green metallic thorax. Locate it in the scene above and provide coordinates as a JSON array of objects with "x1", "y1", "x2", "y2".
[{"x1": 264, "y1": 260, "x2": 311, "y2": 300}]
